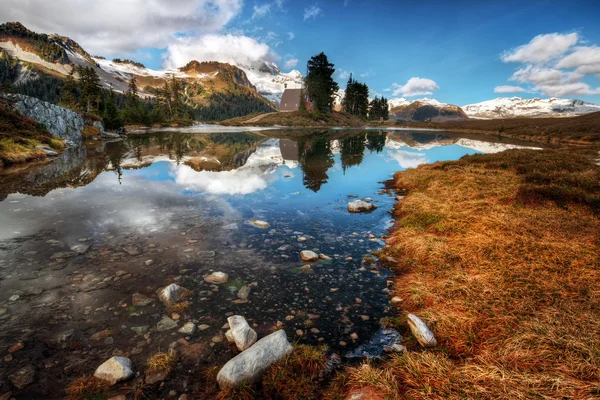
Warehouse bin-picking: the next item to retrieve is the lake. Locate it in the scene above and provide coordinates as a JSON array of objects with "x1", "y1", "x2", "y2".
[{"x1": 0, "y1": 128, "x2": 539, "y2": 397}]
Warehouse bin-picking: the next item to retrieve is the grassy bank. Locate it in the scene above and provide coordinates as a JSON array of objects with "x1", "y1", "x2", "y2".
[
  {"x1": 219, "y1": 110, "x2": 367, "y2": 127},
  {"x1": 351, "y1": 146, "x2": 599, "y2": 398},
  {"x1": 397, "y1": 112, "x2": 600, "y2": 145},
  {"x1": 0, "y1": 99, "x2": 64, "y2": 168}
]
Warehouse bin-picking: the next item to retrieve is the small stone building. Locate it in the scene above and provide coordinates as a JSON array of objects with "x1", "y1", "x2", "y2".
[{"x1": 280, "y1": 88, "x2": 309, "y2": 112}]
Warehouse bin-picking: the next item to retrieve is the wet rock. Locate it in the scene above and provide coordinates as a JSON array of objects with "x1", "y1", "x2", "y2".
[
  {"x1": 319, "y1": 253, "x2": 331, "y2": 260},
  {"x1": 348, "y1": 200, "x2": 377, "y2": 213},
  {"x1": 131, "y1": 326, "x2": 149, "y2": 336},
  {"x1": 226, "y1": 315, "x2": 257, "y2": 351},
  {"x1": 248, "y1": 220, "x2": 270, "y2": 229},
  {"x1": 299, "y1": 265, "x2": 313, "y2": 274},
  {"x1": 157, "y1": 317, "x2": 178, "y2": 332},
  {"x1": 146, "y1": 369, "x2": 169, "y2": 385},
  {"x1": 8, "y1": 364, "x2": 36, "y2": 389},
  {"x1": 198, "y1": 324, "x2": 210, "y2": 331},
  {"x1": 300, "y1": 250, "x2": 319, "y2": 262},
  {"x1": 179, "y1": 322, "x2": 196, "y2": 335},
  {"x1": 298, "y1": 236, "x2": 307, "y2": 242},
  {"x1": 407, "y1": 314, "x2": 437, "y2": 347},
  {"x1": 203, "y1": 272, "x2": 229, "y2": 284},
  {"x1": 8, "y1": 343, "x2": 24, "y2": 353},
  {"x1": 159, "y1": 284, "x2": 186, "y2": 307},
  {"x1": 71, "y1": 244, "x2": 90, "y2": 254},
  {"x1": 237, "y1": 285, "x2": 251, "y2": 300},
  {"x1": 217, "y1": 330, "x2": 292, "y2": 388},
  {"x1": 132, "y1": 292, "x2": 154, "y2": 307},
  {"x1": 144, "y1": 259, "x2": 154, "y2": 266},
  {"x1": 179, "y1": 343, "x2": 208, "y2": 365},
  {"x1": 94, "y1": 356, "x2": 134, "y2": 385},
  {"x1": 90, "y1": 330, "x2": 112, "y2": 341}
]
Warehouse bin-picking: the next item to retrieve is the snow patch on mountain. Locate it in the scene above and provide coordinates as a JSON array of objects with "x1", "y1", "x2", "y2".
[
  {"x1": 242, "y1": 66, "x2": 303, "y2": 105},
  {"x1": 388, "y1": 97, "x2": 448, "y2": 109},
  {"x1": 463, "y1": 97, "x2": 600, "y2": 118}
]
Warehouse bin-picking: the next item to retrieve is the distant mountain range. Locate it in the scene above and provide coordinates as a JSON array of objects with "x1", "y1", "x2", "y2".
[
  {"x1": 388, "y1": 98, "x2": 468, "y2": 122},
  {"x1": 462, "y1": 97, "x2": 600, "y2": 119}
]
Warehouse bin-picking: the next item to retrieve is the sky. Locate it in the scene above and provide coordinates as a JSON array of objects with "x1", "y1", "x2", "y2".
[{"x1": 2, "y1": 0, "x2": 600, "y2": 105}]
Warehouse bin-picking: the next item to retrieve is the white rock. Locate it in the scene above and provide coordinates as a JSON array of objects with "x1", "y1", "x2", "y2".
[
  {"x1": 248, "y1": 220, "x2": 270, "y2": 229},
  {"x1": 300, "y1": 250, "x2": 319, "y2": 262},
  {"x1": 217, "y1": 330, "x2": 292, "y2": 388},
  {"x1": 159, "y1": 284, "x2": 185, "y2": 306},
  {"x1": 94, "y1": 356, "x2": 134, "y2": 385},
  {"x1": 179, "y1": 322, "x2": 196, "y2": 334},
  {"x1": 348, "y1": 200, "x2": 377, "y2": 213},
  {"x1": 407, "y1": 313, "x2": 437, "y2": 347},
  {"x1": 203, "y1": 272, "x2": 229, "y2": 284},
  {"x1": 227, "y1": 315, "x2": 257, "y2": 351}
]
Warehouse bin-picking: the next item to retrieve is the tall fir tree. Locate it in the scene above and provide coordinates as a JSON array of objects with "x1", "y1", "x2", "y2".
[
  {"x1": 305, "y1": 52, "x2": 339, "y2": 115},
  {"x1": 102, "y1": 90, "x2": 123, "y2": 130},
  {"x1": 78, "y1": 66, "x2": 101, "y2": 113},
  {"x1": 122, "y1": 76, "x2": 141, "y2": 123},
  {"x1": 60, "y1": 69, "x2": 77, "y2": 110}
]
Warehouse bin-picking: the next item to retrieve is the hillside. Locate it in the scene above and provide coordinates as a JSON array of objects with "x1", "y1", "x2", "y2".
[
  {"x1": 390, "y1": 99, "x2": 468, "y2": 122},
  {"x1": 396, "y1": 112, "x2": 600, "y2": 144},
  {"x1": 0, "y1": 22, "x2": 275, "y2": 121},
  {"x1": 463, "y1": 96, "x2": 600, "y2": 118}
]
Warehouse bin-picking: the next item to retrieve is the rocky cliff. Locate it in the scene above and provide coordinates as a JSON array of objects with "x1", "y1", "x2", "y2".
[{"x1": 2, "y1": 94, "x2": 87, "y2": 142}]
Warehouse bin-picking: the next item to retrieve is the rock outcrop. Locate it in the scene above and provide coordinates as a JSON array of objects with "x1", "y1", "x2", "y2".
[
  {"x1": 2, "y1": 93, "x2": 85, "y2": 142},
  {"x1": 217, "y1": 330, "x2": 292, "y2": 388}
]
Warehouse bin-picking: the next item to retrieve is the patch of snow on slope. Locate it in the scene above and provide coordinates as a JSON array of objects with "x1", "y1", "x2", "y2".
[
  {"x1": 463, "y1": 97, "x2": 600, "y2": 118},
  {"x1": 456, "y1": 139, "x2": 542, "y2": 153}
]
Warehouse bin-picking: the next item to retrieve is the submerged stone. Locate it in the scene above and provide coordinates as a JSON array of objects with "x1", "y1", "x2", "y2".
[
  {"x1": 204, "y1": 272, "x2": 229, "y2": 284},
  {"x1": 94, "y1": 356, "x2": 134, "y2": 385},
  {"x1": 348, "y1": 200, "x2": 377, "y2": 213}
]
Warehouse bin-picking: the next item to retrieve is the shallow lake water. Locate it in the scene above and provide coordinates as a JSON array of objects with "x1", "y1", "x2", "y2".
[{"x1": 0, "y1": 128, "x2": 539, "y2": 397}]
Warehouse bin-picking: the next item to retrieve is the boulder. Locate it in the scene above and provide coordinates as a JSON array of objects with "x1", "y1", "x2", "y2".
[
  {"x1": 348, "y1": 200, "x2": 377, "y2": 213},
  {"x1": 159, "y1": 284, "x2": 186, "y2": 306},
  {"x1": 300, "y1": 250, "x2": 319, "y2": 262},
  {"x1": 93, "y1": 357, "x2": 134, "y2": 385},
  {"x1": 203, "y1": 272, "x2": 229, "y2": 284},
  {"x1": 227, "y1": 315, "x2": 257, "y2": 351},
  {"x1": 407, "y1": 313, "x2": 437, "y2": 347},
  {"x1": 217, "y1": 330, "x2": 292, "y2": 389}
]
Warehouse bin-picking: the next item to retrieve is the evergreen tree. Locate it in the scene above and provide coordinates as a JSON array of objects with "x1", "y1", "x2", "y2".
[
  {"x1": 305, "y1": 52, "x2": 339, "y2": 115},
  {"x1": 102, "y1": 90, "x2": 123, "y2": 131},
  {"x1": 343, "y1": 74, "x2": 355, "y2": 114},
  {"x1": 122, "y1": 76, "x2": 141, "y2": 123},
  {"x1": 170, "y1": 75, "x2": 184, "y2": 119},
  {"x1": 78, "y1": 66, "x2": 101, "y2": 113},
  {"x1": 59, "y1": 69, "x2": 77, "y2": 109},
  {"x1": 343, "y1": 75, "x2": 369, "y2": 118},
  {"x1": 368, "y1": 96, "x2": 390, "y2": 121}
]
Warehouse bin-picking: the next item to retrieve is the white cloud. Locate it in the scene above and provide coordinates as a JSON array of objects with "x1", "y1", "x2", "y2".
[
  {"x1": 385, "y1": 149, "x2": 428, "y2": 169},
  {"x1": 164, "y1": 34, "x2": 279, "y2": 70},
  {"x1": 284, "y1": 58, "x2": 299, "y2": 70},
  {"x1": 287, "y1": 32, "x2": 295, "y2": 40},
  {"x1": 304, "y1": 4, "x2": 322, "y2": 20},
  {"x1": 494, "y1": 85, "x2": 527, "y2": 93},
  {"x1": 388, "y1": 77, "x2": 439, "y2": 97},
  {"x1": 502, "y1": 32, "x2": 578, "y2": 64},
  {"x1": 498, "y1": 32, "x2": 600, "y2": 97},
  {"x1": 252, "y1": 3, "x2": 272, "y2": 19},
  {"x1": 338, "y1": 70, "x2": 350, "y2": 80},
  {"x1": 0, "y1": 0, "x2": 243, "y2": 55}
]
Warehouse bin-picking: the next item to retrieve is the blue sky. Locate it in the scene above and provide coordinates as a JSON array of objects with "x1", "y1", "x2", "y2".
[{"x1": 3, "y1": 0, "x2": 600, "y2": 105}]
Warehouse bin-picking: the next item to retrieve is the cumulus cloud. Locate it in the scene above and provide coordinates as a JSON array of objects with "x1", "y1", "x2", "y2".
[
  {"x1": 502, "y1": 32, "x2": 578, "y2": 64},
  {"x1": 284, "y1": 58, "x2": 299, "y2": 70},
  {"x1": 494, "y1": 85, "x2": 528, "y2": 93},
  {"x1": 388, "y1": 77, "x2": 439, "y2": 97},
  {"x1": 338, "y1": 70, "x2": 350, "y2": 80},
  {"x1": 497, "y1": 32, "x2": 600, "y2": 97},
  {"x1": 163, "y1": 34, "x2": 279, "y2": 69},
  {"x1": 0, "y1": 0, "x2": 243, "y2": 55},
  {"x1": 304, "y1": 4, "x2": 323, "y2": 20}
]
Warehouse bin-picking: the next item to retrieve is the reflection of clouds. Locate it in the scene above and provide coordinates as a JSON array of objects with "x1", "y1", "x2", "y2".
[
  {"x1": 384, "y1": 149, "x2": 428, "y2": 169},
  {"x1": 174, "y1": 139, "x2": 286, "y2": 195},
  {"x1": 456, "y1": 139, "x2": 542, "y2": 153}
]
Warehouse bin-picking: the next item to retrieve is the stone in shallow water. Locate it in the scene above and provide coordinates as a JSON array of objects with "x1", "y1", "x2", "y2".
[
  {"x1": 300, "y1": 250, "x2": 319, "y2": 262},
  {"x1": 123, "y1": 246, "x2": 141, "y2": 256},
  {"x1": 348, "y1": 200, "x2": 377, "y2": 213},
  {"x1": 344, "y1": 328, "x2": 402, "y2": 359},
  {"x1": 8, "y1": 364, "x2": 36, "y2": 389},
  {"x1": 179, "y1": 322, "x2": 196, "y2": 334},
  {"x1": 94, "y1": 356, "x2": 134, "y2": 385},
  {"x1": 217, "y1": 330, "x2": 292, "y2": 388},
  {"x1": 132, "y1": 292, "x2": 154, "y2": 307},
  {"x1": 226, "y1": 315, "x2": 257, "y2": 351},
  {"x1": 71, "y1": 244, "x2": 90, "y2": 254},
  {"x1": 50, "y1": 251, "x2": 77, "y2": 260},
  {"x1": 131, "y1": 326, "x2": 149, "y2": 336},
  {"x1": 203, "y1": 272, "x2": 229, "y2": 284},
  {"x1": 237, "y1": 285, "x2": 251, "y2": 300},
  {"x1": 158, "y1": 284, "x2": 186, "y2": 306},
  {"x1": 157, "y1": 316, "x2": 178, "y2": 332},
  {"x1": 248, "y1": 220, "x2": 270, "y2": 229}
]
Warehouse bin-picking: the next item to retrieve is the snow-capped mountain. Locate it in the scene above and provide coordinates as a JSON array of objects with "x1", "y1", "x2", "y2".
[
  {"x1": 463, "y1": 97, "x2": 600, "y2": 119},
  {"x1": 388, "y1": 97, "x2": 448, "y2": 109},
  {"x1": 243, "y1": 63, "x2": 303, "y2": 105}
]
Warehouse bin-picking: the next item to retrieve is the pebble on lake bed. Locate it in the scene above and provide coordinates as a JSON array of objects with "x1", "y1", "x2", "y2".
[
  {"x1": 300, "y1": 250, "x2": 319, "y2": 262},
  {"x1": 204, "y1": 271, "x2": 229, "y2": 284},
  {"x1": 248, "y1": 220, "x2": 270, "y2": 229}
]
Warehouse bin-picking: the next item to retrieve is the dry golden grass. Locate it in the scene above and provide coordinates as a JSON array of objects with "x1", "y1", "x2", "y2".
[
  {"x1": 359, "y1": 147, "x2": 600, "y2": 399},
  {"x1": 65, "y1": 376, "x2": 111, "y2": 400},
  {"x1": 82, "y1": 125, "x2": 101, "y2": 138},
  {"x1": 167, "y1": 301, "x2": 190, "y2": 315}
]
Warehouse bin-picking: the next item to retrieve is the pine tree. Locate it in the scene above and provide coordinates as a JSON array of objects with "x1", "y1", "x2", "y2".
[
  {"x1": 305, "y1": 52, "x2": 339, "y2": 115},
  {"x1": 170, "y1": 75, "x2": 184, "y2": 119},
  {"x1": 343, "y1": 74, "x2": 355, "y2": 114},
  {"x1": 60, "y1": 69, "x2": 77, "y2": 109},
  {"x1": 122, "y1": 76, "x2": 141, "y2": 123},
  {"x1": 343, "y1": 75, "x2": 369, "y2": 118},
  {"x1": 102, "y1": 90, "x2": 123, "y2": 130},
  {"x1": 78, "y1": 66, "x2": 101, "y2": 113}
]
